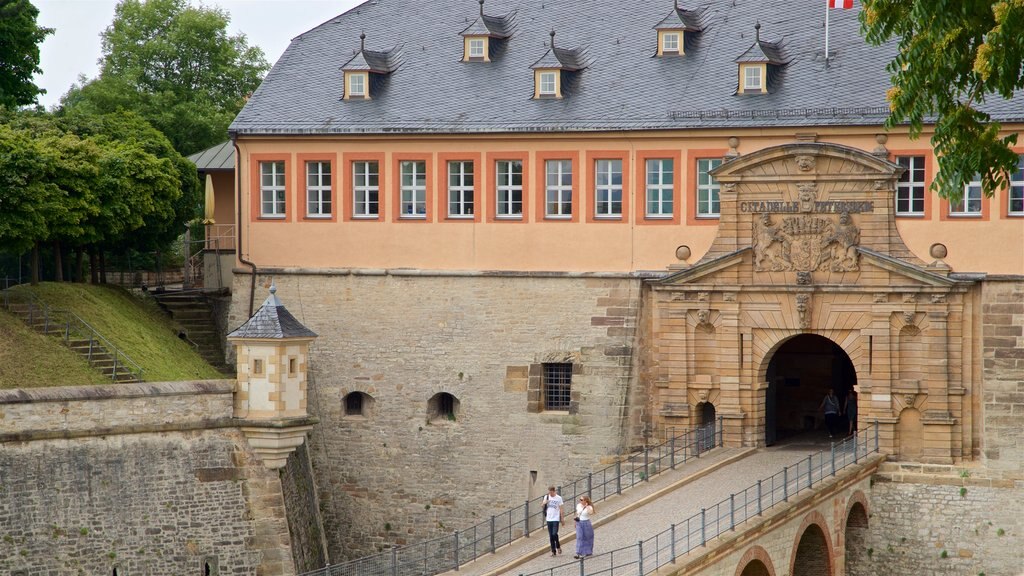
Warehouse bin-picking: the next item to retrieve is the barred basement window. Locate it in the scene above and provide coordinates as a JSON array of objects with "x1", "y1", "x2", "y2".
[
  {"x1": 428, "y1": 392, "x2": 460, "y2": 422},
  {"x1": 543, "y1": 363, "x2": 572, "y2": 411},
  {"x1": 344, "y1": 392, "x2": 368, "y2": 416}
]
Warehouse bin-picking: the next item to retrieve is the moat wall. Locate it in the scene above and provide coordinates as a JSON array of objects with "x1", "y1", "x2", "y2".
[
  {"x1": 228, "y1": 271, "x2": 647, "y2": 560},
  {"x1": 0, "y1": 381, "x2": 298, "y2": 576}
]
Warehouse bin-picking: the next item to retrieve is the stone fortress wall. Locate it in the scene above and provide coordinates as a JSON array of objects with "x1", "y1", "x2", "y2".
[
  {"x1": 226, "y1": 271, "x2": 648, "y2": 560},
  {"x1": 0, "y1": 381, "x2": 312, "y2": 576}
]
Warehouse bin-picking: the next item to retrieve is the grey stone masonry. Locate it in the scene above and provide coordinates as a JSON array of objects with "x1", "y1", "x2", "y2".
[{"x1": 980, "y1": 280, "x2": 1024, "y2": 476}]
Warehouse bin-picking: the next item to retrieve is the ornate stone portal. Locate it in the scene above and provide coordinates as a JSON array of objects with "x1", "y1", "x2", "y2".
[{"x1": 646, "y1": 142, "x2": 978, "y2": 464}]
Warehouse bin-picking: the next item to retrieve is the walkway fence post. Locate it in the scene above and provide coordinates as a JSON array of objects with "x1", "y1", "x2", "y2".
[
  {"x1": 524, "y1": 501, "x2": 530, "y2": 537},
  {"x1": 579, "y1": 557, "x2": 585, "y2": 576},
  {"x1": 874, "y1": 420, "x2": 879, "y2": 453},
  {"x1": 588, "y1": 473, "x2": 593, "y2": 496},
  {"x1": 729, "y1": 493, "x2": 735, "y2": 530},
  {"x1": 616, "y1": 461, "x2": 622, "y2": 495},
  {"x1": 756, "y1": 480, "x2": 763, "y2": 515},
  {"x1": 830, "y1": 442, "x2": 836, "y2": 476},
  {"x1": 637, "y1": 540, "x2": 644, "y2": 576},
  {"x1": 783, "y1": 466, "x2": 789, "y2": 501},
  {"x1": 490, "y1": 515, "x2": 496, "y2": 553},
  {"x1": 670, "y1": 524, "x2": 676, "y2": 563},
  {"x1": 700, "y1": 508, "x2": 706, "y2": 546},
  {"x1": 453, "y1": 531, "x2": 460, "y2": 571},
  {"x1": 644, "y1": 448, "x2": 650, "y2": 481},
  {"x1": 670, "y1": 436, "x2": 676, "y2": 469},
  {"x1": 391, "y1": 548, "x2": 397, "y2": 576},
  {"x1": 806, "y1": 454, "x2": 813, "y2": 488},
  {"x1": 854, "y1": 434, "x2": 860, "y2": 464}
]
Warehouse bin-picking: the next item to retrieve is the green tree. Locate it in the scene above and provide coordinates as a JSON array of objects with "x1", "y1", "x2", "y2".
[
  {"x1": 861, "y1": 0, "x2": 1024, "y2": 199},
  {"x1": 61, "y1": 0, "x2": 268, "y2": 155},
  {"x1": 0, "y1": 0, "x2": 53, "y2": 108}
]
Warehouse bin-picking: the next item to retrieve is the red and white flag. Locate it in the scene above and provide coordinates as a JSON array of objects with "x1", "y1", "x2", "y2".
[{"x1": 828, "y1": 0, "x2": 854, "y2": 8}]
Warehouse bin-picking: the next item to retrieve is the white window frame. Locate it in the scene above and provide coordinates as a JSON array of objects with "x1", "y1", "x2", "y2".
[
  {"x1": 895, "y1": 156, "x2": 925, "y2": 216},
  {"x1": 696, "y1": 158, "x2": 722, "y2": 218},
  {"x1": 743, "y1": 65, "x2": 762, "y2": 91},
  {"x1": 646, "y1": 159, "x2": 674, "y2": 218},
  {"x1": 495, "y1": 160, "x2": 523, "y2": 218},
  {"x1": 949, "y1": 175, "x2": 982, "y2": 216},
  {"x1": 305, "y1": 161, "x2": 332, "y2": 218},
  {"x1": 352, "y1": 161, "x2": 379, "y2": 218},
  {"x1": 594, "y1": 159, "x2": 623, "y2": 218},
  {"x1": 1010, "y1": 155, "x2": 1024, "y2": 216},
  {"x1": 447, "y1": 161, "x2": 474, "y2": 218},
  {"x1": 400, "y1": 160, "x2": 427, "y2": 218},
  {"x1": 260, "y1": 161, "x2": 286, "y2": 218},
  {"x1": 539, "y1": 71, "x2": 557, "y2": 96},
  {"x1": 348, "y1": 73, "x2": 366, "y2": 98},
  {"x1": 662, "y1": 32, "x2": 680, "y2": 53},
  {"x1": 545, "y1": 159, "x2": 573, "y2": 219},
  {"x1": 468, "y1": 38, "x2": 485, "y2": 59}
]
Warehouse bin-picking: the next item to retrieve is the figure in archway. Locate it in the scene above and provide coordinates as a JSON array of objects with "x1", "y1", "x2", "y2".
[
  {"x1": 844, "y1": 389, "x2": 858, "y2": 436},
  {"x1": 818, "y1": 389, "x2": 841, "y2": 439}
]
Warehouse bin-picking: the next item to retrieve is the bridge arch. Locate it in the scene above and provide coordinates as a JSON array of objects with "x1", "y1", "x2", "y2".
[
  {"x1": 734, "y1": 545, "x2": 777, "y2": 576},
  {"x1": 790, "y1": 510, "x2": 834, "y2": 576},
  {"x1": 761, "y1": 333, "x2": 858, "y2": 445},
  {"x1": 843, "y1": 491, "x2": 871, "y2": 576}
]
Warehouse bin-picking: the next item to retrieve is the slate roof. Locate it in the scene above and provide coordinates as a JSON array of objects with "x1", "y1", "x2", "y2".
[
  {"x1": 654, "y1": 5, "x2": 704, "y2": 31},
  {"x1": 341, "y1": 35, "x2": 402, "y2": 73},
  {"x1": 187, "y1": 140, "x2": 234, "y2": 171},
  {"x1": 227, "y1": 286, "x2": 317, "y2": 340},
  {"x1": 531, "y1": 34, "x2": 587, "y2": 71},
  {"x1": 736, "y1": 25, "x2": 787, "y2": 65},
  {"x1": 230, "y1": 0, "x2": 1024, "y2": 136},
  {"x1": 461, "y1": 2, "x2": 515, "y2": 38}
]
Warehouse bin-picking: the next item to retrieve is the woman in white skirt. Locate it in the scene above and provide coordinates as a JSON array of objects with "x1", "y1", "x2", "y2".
[{"x1": 574, "y1": 495, "x2": 595, "y2": 558}]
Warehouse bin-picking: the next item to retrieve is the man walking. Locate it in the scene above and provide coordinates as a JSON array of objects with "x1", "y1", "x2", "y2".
[{"x1": 542, "y1": 486, "x2": 564, "y2": 556}]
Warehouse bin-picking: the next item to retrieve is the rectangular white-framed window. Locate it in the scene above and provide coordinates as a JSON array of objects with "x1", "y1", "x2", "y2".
[
  {"x1": 545, "y1": 159, "x2": 573, "y2": 218},
  {"x1": 662, "y1": 32, "x2": 680, "y2": 53},
  {"x1": 539, "y1": 71, "x2": 556, "y2": 96},
  {"x1": 646, "y1": 158, "x2": 674, "y2": 218},
  {"x1": 260, "y1": 161, "x2": 286, "y2": 218},
  {"x1": 468, "y1": 38, "x2": 485, "y2": 59},
  {"x1": 950, "y1": 174, "x2": 982, "y2": 216},
  {"x1": 348, "y1": 73, "x2": 366, "y2": 98},
  {"x1": 447, "y1": 160, "x2": 474, "y2": 218},
  {"x1": 305, "y1": 161, "x2": 332, "y2": 218},
  {"x1": 743, "y1": 66, "x2": 762, "y2": 91},
  {"x1": 696, "y1": 158, "x2": 722, "y2": 217},
  {"x1": 1010, "y1": 154, "x2": 1024, "y2": 216},
  {"x1": 495, "y1": 160, "x2": 523, "y2": 218},
  {"x1": 594, "y1": 159, "x2": 623, "y2": 218},
  {"x1": 352, "y1": 161, "x2": 379, "y2": 218},
  {"x1": 400, "y1": 160, "x2": 427, "y2": 218},
  {"x1": 895, "y1": 156, "x2": 925, "y2": 216}
]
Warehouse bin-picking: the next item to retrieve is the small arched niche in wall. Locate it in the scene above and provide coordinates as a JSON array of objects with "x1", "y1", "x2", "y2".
[
  {"x1": 203, "y1": 555, "x2": 219, "y2": 575},
  {"x1": 427, "y1": 392, "x2": 460, "y2": 423},
  {"x1": 343, "y1": 391, "x2": 374, "y2": 418}
]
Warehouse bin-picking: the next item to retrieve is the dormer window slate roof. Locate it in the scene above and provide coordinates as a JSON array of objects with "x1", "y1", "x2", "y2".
[
  {"x1": 654, "y1": 2, "x2": 704, "y2": 56},
  {"x1": 341, "y1": 33, "x2": 402, "y2": 99},
  {"x1": 735, "y1": 22, "x2": 787, "y2": 94},
  {"x1": 460, "y1": 0, "x2": 516, "y2": 62},
  {"x1": 530, "y1": 31, "x2": 587, "y2": 99}
]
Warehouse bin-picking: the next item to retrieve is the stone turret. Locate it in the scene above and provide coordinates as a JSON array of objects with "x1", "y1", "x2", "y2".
[{"x1": 227, "y1": 284, "x2": 316, "y2": 469}]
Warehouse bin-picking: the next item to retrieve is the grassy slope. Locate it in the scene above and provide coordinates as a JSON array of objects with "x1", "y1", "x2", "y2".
[
  {"x1": 16, "y1": 283, "x2": 223, "y2": 384},
  {"x1": 0, "y1": 308, "x2": 110, "y2": 388}
]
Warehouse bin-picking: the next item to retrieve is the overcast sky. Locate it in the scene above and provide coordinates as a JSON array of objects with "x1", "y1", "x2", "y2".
[{"x1": 33, "y1": 0, "x2": 365, "y2": 109}]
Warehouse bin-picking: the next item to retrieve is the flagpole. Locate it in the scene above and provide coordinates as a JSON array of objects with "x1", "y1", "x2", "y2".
[{"x1": 825, "y1": 0, "x2": 831, "y2": 68}]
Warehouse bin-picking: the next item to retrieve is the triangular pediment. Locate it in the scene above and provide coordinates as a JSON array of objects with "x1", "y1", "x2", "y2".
[{"x1": 656, "y1": 246, "x2": 961, "y2": 290}]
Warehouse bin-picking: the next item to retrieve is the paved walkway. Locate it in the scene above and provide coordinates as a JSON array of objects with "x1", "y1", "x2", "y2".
[{"x1": 449, "y1": 435, "x2": 834, "y2": 576}]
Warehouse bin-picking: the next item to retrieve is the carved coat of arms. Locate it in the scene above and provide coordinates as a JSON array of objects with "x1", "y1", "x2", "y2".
[{"x1": 753, "y1": 211, "x2": 860, "y2": 273}]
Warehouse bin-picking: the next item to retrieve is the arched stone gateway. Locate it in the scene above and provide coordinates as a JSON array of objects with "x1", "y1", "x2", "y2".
[
  {"x1": 645, "y1": 142, "x2": 980, "y2": 463},
  {"x1": 734, "y1": 545, "x2": 777, "y2": 576}
]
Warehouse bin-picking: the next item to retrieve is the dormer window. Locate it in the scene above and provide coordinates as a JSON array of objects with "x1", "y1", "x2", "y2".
[
  {"x1": 654, "y1": 2, "x2": 704, "y2": 57},
  {"x1": 741, "y1": 65, "x2": 763, "y2": 92},
  {"x1": 734, "y1": 22, "x2": 786, "y2": 95},
  {"x1": 538, "y1": 71, "x2": 557, "y2": 97},
  {"x1": 661, "y1": 32, "x2": 680, "y2": 54},
  {"x1": 341, "y1": 33, "x2": 401, "y2": 101},
  {"x1": 460, "y1": 0, "x2": 514, "y2": 63},
  {"x1": 467, "y1": 37, "x2": 487, "y2": 60},
  {"x1": 530, "y1": 30, "x2": 586, "y2": 100},
  {"x1": 346, "y1": 72, "x2": 367, "y2": 99}
]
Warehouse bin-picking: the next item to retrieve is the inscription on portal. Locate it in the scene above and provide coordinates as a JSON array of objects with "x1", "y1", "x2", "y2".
[{"x1": 753, "y1": 211, "x2": 861, "y2": 272}]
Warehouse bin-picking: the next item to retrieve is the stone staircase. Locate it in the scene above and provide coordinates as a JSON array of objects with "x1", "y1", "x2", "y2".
[
  {"x1": 152, "y1": 290, "x2": 233, "y2": 375},
  {"x1": 1, "y1": 289, "x2": 144, "y2": 383}
]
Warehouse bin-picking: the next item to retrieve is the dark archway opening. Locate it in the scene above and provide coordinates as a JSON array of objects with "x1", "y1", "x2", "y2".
[
  {"x1": 740, "y1": 559, "x2": 772, "y2": 576},
  {"x1": 698, "y1": 401, "x2": 717, "y2": 449},
  {"x1": 793, "y1": 523, "x2": 832, "y2": 576},
  {"x1": 765, "y1": 334, "x2": 856, "y2": 445},
  {"x1": 844, "y1": 502, "x2": 870, "y2": 576}
]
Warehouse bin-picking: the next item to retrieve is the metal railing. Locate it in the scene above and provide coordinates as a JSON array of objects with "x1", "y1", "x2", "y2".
[
  {"x1": 518, "y1": 422, "x2": 881, "y2": 576},
  {"x1": 301, "y1": 419, "x2": 724, "y2": 576},
  {"x1": 205, "y1": 223, "x2": 237, "y2": 251},
  {"x1": 0, "y1": 286, "x2": 144, "y2": 382}
]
